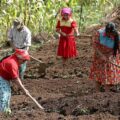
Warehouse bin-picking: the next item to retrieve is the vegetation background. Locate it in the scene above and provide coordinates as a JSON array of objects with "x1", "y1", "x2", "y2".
[{"x1": 0, "y1": 0, "x2": 120, "y2": 45}]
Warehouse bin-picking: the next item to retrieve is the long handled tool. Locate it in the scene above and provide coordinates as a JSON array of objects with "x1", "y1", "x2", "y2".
[
  {"x1": 26, "y1": 90, "x2": 44, "y2": 110},
  {"x1": 24, "y1": 56, "x2": 45, "y2": 110},
  {"x1": 65, "y1": 34, "x2": 92, "y2": 39},
  {"x1": 109, "y1": 60, "x2": 120, "y2": 68},
  {"x1": 30, "y1": 55, "x2": 44, "y2": 63},
  {"x1": 76, "y1": 34, "x2": 92, "y2": 39},
  {"x1": 30, "y1": 55, "x2": 47, "y2": 73}
]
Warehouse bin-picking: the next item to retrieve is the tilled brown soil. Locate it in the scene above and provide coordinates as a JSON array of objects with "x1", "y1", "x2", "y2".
[{"x1": 0, "y1": 38, "x2": 120, "y2": 120}]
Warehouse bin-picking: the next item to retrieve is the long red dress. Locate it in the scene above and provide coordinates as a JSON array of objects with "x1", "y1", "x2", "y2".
[
  {"x1": 90, "y1": 28, "x2": 120, "y2": 85},
  {"x1": 56, "y1": 18, "x2": 77, "y2": 58}
]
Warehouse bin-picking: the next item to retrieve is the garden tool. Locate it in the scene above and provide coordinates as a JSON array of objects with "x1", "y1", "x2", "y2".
[
  {"x1": 76, "y1": 34, "x2": 92, "y2": 39},
  {"x1": 30, "y1": 55, "x2": 47, "y2": 73},
  {"x1": 109, "y1": 61, "x2": 120, "y2": 68},
  {"x1": 25, "y1": 89, "x2": 44, "y2": 110},
  {"x1": 65, "y1": 34, "x2": 92, "y2": 38}
]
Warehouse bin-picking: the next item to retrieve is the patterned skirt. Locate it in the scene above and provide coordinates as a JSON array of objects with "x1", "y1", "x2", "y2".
[
  {"x1": 0, "y1": 77, "x2": 11, "y2": 112},
  {"x1": 90, "y1": 53, "x2": 120, "y2": 85}
]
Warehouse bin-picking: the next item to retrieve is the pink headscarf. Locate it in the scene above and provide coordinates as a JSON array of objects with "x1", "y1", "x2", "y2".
[
  {"x1": 15, "y1": 49, "x2": 30, "y2": 60},
  {"x1": 61, "y1": 7, "x2": 72, "y2": 16}
]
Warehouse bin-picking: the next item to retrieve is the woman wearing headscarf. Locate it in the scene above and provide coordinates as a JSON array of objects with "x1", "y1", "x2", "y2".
[
  {"x1": 56, "y1": 7, "x2": 79, "y2": 70},
  {"x1": 90, "y1": 22, "x2": 120, "y2": 92},
  {"x1": 0, "y1": 49, "x2": 31, "y2": 114}
]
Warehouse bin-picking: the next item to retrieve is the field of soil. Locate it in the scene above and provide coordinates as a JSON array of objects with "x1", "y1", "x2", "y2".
[{"x1": 0, "y1": 36, "x2": 120, "y2": 120}]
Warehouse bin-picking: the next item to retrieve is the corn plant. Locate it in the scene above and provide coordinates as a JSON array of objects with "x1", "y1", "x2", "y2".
[{"x1": 0, "y1": 0, "x2": 119, "y2": 44}]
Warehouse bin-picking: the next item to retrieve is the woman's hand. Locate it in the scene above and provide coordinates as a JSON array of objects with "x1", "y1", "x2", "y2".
[
  {"x1": 95, "y1": 48, "x2": 107, "y2": 61},
  {"x1": 24, "y1": 89, "x2": 29, "y2": 95},
  {"x1": 61, "y1": 32, "x2": 67, "y2": 37},
  {"x1": 13, "y1": 78, "x2": 30, "y2": 95},
  {"x1": 76, "y1": 33, "x2": 80, "y2": 37},
  {"x1": 56, "y1": 29, "x2": 67, "y2": 37}
]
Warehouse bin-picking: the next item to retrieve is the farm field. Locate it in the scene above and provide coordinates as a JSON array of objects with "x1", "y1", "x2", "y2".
[{"x1": 0, "y1": 36, "x2": 119, "y2": 120}]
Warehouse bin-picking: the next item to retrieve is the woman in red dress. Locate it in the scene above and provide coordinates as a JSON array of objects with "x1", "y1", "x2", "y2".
[
  {"x1": 56, "y1": 7, "x2": 79, "y2": 67},
  {"x1": 90, "y1": 22, "x2": 120, "y2": 92}
]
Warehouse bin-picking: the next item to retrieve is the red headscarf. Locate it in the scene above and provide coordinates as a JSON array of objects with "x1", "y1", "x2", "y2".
[{"x1": 14, "y1": 49, "x2": 30, "y2": 60}]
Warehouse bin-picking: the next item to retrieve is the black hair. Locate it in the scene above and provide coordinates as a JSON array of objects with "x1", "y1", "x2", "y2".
[{"x1": 105, "y1": 22, "x2": 119, "y2": 56}]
